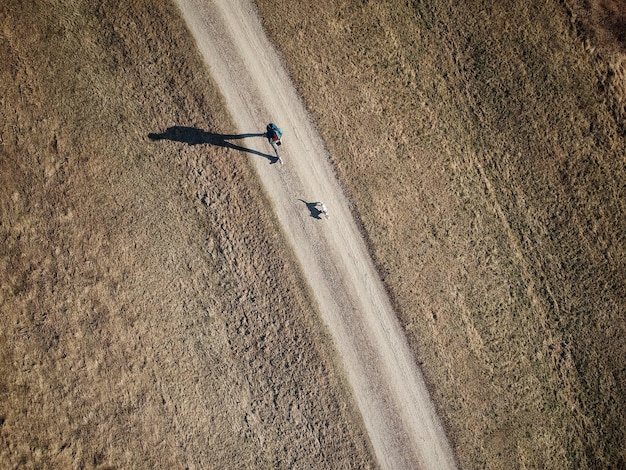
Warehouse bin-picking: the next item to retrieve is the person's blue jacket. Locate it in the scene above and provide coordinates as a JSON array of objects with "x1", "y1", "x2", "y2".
[{"x1": 267, "y1": 123, "x2": 283, "y2": 141}]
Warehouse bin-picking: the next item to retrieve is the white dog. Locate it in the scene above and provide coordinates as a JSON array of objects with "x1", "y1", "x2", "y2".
[{"x1": 318, "y1": 202, "x2": 329, "y2": 219}]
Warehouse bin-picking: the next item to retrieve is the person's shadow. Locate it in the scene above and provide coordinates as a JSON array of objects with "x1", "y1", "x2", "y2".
[
  {"x1": 299, "y1": 199, "x2": 324, "y2": 219},
  {"x1": 148, "y1": 126, "x2": 278, "y2": 163}
]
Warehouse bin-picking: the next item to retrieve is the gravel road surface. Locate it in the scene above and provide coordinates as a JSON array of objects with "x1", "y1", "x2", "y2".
[{"x1": 174, "y1": 1, "x2": 457, "y2": 468}]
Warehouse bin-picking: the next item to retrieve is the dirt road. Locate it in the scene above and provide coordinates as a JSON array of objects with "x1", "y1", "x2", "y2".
[{"x1": 174, "y1": 1, "x2": 457, "y2": 468}]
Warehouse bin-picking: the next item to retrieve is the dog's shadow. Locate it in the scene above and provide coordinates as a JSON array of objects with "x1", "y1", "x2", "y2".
[
  {"x1": 148, "y1": 126, "x2": 278, "y2": 163},
  {"x1": 299, "y1": 199, "x2": 325, "y2": 219}
]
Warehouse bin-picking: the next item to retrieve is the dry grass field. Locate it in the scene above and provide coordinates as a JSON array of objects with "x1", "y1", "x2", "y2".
[
  {"x1": 255, "y1": 0, "x2": 626, "y2": 468},
  {"x1": 0, "y1": 0, "x2": 375, "y2": 467}
]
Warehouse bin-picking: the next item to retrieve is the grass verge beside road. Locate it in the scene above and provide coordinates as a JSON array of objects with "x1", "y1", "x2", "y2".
[
  {"x1": 0, "y1": 1, "x2": 374, "y2": 467},
  {"x1": 255, "y1": 0, "x2": 626, "y2": 467}
]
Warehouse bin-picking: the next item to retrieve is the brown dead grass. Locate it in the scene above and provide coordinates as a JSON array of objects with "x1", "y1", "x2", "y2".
[
  {"x1": 0, "y1": 0, "x2": 375, "y2": 467},
  {"x1": 255, "y1": 0, "x2": 626, "y2": 468}
]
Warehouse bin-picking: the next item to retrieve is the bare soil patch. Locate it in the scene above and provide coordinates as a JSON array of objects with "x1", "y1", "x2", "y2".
[
  {"x1": 254, "y1": 0, "x2": 626, "y2": 468},
  {"x1": 0, "y1": 1, "x2": 373, "y2": 467}
]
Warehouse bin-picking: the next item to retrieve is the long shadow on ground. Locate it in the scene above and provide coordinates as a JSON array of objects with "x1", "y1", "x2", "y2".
[{"x1": 148, "y1": 126, "x2": 278, "y2": 163}]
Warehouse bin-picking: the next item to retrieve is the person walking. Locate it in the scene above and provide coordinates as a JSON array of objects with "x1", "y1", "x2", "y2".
[{"x1": 266, "y1": 123, "x2": 284, "y2": 164}]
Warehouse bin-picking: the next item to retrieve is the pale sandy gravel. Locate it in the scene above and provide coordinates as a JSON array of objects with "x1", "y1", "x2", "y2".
[{"x1": 173, "y1": 1, "x2": 458, "y2": 468}]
